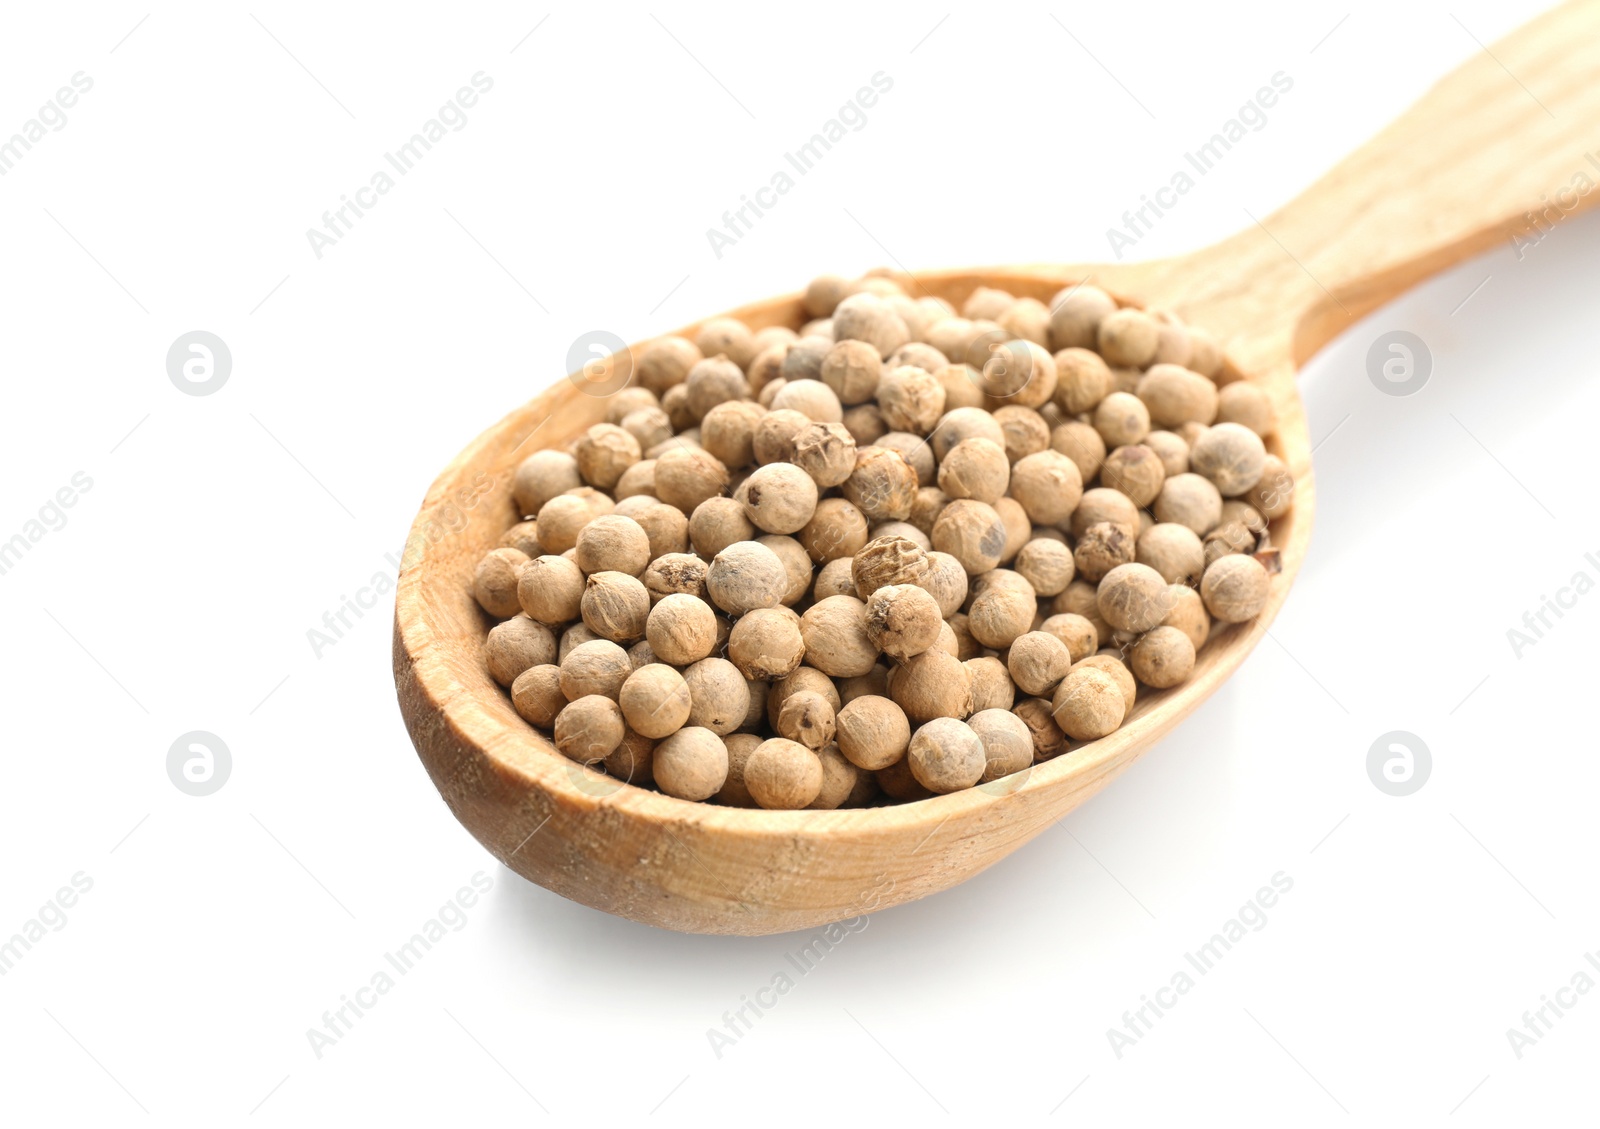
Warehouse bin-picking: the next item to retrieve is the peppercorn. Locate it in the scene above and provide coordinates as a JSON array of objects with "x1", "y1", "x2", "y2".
[
  {"x1": 908, "y1": 718, "x2": 986, "y2": 793},
  {"x1": 1009, "y1": 450, "x2": 1084, "y2": 526},
  {"x1": 558, "y1": 638, "x2": 633, "y2": 701},
  {"x1": 1190, "y1": 422, "x2": 1267, "y2": 497},
  {"x1": 1200, "y1": 553, "x2": 1270, "y2": 622},
  {"x1": 1015, "y1": 537, "x2": 1075, "y2": 596},
  {"x1": 1137, "y1": 522, "x2": 1205, "y2": 585},
  {"x1": 969, "y1": 708, "x2": 1034, "y2": 782},
  {"x1": 1048, "y1": 285, "x2": 1117, "y2": 351},
  {"x1": 744, "y1": 738, "x2": 823, "y2": 809},
  {"x1": 636, "y1": 336, "x2": 703, "y2": 396},
  {"x1": 776, "y1": 690, "x2": 836, "y2": 752},
  {"x1": 511, "y1": 664, "x2": 566, "y2": 728},
  {"x1": 769, "y1": 379, "x2": 844, "y2": 424},
  {"x1": 876, "y1": 431, "x2": 935, "y2": 487},
  {"x1": 1051, "y1": 667, "x2": 1125, "y2": 740},
  {"x1": 653, "y1": 726, "x2": 729, "y2": 801},
  {"x1": 927, "y1": 497, "x2": 1004, "y2": 574},
  {"x1": 1153, "y1": 473, "x2": 1223, "y2": 536},
  {"x1": 938, "y1": 438, "x2": 1010, "y2": 504},
  {"x1": 1097, "y1": 307, "x2": 1160, "y2": 367},
  {"x1": 473, "y1": 546, "x2": 529, "y2": 619},
  {"x1": 726, "y1": 607, "x2": 806, "y2": 680},
  {"x1": 580, "y1": 571, "x2": 649, "y2": 643},
  {"x1": 1129, "y1": 626, "x2": 1195, "y2": 689},
  {"x1": 864, "y1": 583, "x2": 943, "y2": 661},
  {"x1": 619, "y1": 663, "x2": 693, "y2": 738},
  {"x1": 705, "y1": 540, "x2": 789, "y2": 615},
  {"x1": 573, "y1": 514, "x2": 651, "y2": 578}
]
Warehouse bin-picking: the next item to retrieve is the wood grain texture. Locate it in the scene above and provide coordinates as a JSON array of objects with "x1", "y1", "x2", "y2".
[{"x1": 394, "y1": 3, "x2": 1600, "y2": 934}]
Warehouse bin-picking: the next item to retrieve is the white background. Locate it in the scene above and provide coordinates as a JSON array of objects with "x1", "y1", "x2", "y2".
[{"x1": 0, "y1": 1, "x2": 1593, "y2": 1124}]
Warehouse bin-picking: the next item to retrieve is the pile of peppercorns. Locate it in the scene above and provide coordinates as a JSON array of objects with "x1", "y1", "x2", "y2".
[{"x1": 470, "y1": 270, "x2": 1292, "y2": 809}]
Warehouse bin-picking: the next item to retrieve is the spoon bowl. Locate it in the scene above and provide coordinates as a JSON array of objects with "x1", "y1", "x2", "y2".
[{"x1": 395, "y1": 3, "x2": 1600, "y2": 934}]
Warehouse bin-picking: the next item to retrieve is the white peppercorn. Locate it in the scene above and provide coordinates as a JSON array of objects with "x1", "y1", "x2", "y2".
[
  {"x1": 554, "y1": 695, "x2": 626, "y2": 762},
  {"x1": 536, "y1": 489, "x2": 614, "y2": 555},
  {"x1": 474, "y1": 546, "x2": 528, "y2": 619},
  {"x1": 513, "y1": 449, "x2": 582, "y2": 518},
  {"x1": 1051, "y1": 667, "x2": 1125, "y2": 740},
  {"x1": 637, "y1": 336, "x2": 703, "y2": 396},
  {"x1": 799, "y1": 498, "x2": 869, "y2": 563},
  {"x1": 518, "y1": 554, "x2": 586, "y2": 624},
  {"x1": 833, "y1": 292, "x2": 910, "y2": 358},
  {"x1": 653, "y1": 446, "x2": 729, "y2": 514},
  {"x1": 683, "y1": 657, "x2": 751, "y2": 735},
  {"x1": 575, "y1": 423, "x2": 642, "y2": 491},
  {"x1": 511, "y1": 664, "x2": 565, "y2": 728},
  {"x1": 1097, "y1": 307, "x2": 1160, "y2": 367},
  {"x1": 919, "y1": 550, "x2": 969, "y2": 617},
  {"x1": 689, "y1": 497, "x2": 755, "y2": 558},
  {"x1": 799, "y1": 595, "x2": 880, "y2": 677},
  {"x1": 776, "y1": 690, "x2": 836, "y2": 751},
  {"x1": 1093, "y1": 391, "x2": 1151, "y2": 449},
  {"x1": 1074, "y1": 521, "x2": 1136, "y2": 583},
  {"x1": 653, "y1": 726, "x2": 729, "y2": 801},
  {"x1": 1201, "y1": 553, "x2": 1270, "y2": 622},
  {"x1": 1009, "y1": 450, "x2": 1084, "y2": 526},
  {"x1": 890, "y1": 648, "x2": 973, "y2": 722},
  {"x1": 790, "y1": 422, "x2": 857, "y2": 487},
  {"x1": 642, "y1": 552, "x2": 708, "y2": 604},
  {"x1": 1136, "y1": 364, "x2": 1219, "y2": 429},
  {"x1": 1007, "y1": 630, "x2": 1074, "y2": 696},
  {"x1": 699, "y1": 401, "x2": 766, "y2": 470},
  {"x1": 706, "y1": 540, "x2": 788, "y2": 615},
  {"x1": 992, "y1": 405, "x2": 1052, "y2": 463},
  {"x1": 1051, "y1": 419, "x2": 1107, "y2": 482},
  {"x1": 619, "y1": 664, "x2": 693, "y2": 738},
  {"x1": 1048, "y1": 284, "x2": 1117, "y2": 351},
  {"x1": 1129, "y1": 626, "x2": 1196, "y2": 689},
  {"x1": 1100, "y1": 444, "x2": 1167, "y2": 507},
  {"x1": 726, "y1": 608, "x2": 805, "y2": 680},
  {"x1": 864, "y1": 583, "x2": 943, "y2": 661},
  {"x1": 581, "y1": 571, "x2": 650, "y2": 643},
  {"x1": 744, "y1": 738, "x2": 823, "y2": 809},
  {"x1": 969, "y1": 709, "x2": 1034, "y2": 782},
  {"x1": 807, "y1": 744, "x2": 860, "y2": 810},
  {"x1": 645, "y1": 593, "x2": 718, "y2": 665},
  {"x1": 937, "y1": 438, "x2": 1010, "y2": 503},
  {"x1": 486, "y1": 615, "x2": 559, "y2": 687},
  {"x1": 695, "y1": 317, "x2": 757, "y2": 370},
  {"x1": 820, "y1": 339, "x2": 882, "y2": 405},
  {"x1": 752, "y1": 408, "x2": 812, "y2": 465},
  {"x1": 1040, "y1": 613, "x2": 1098, "y2": 662},
  {"x1": 769, "y1": 378, "x2": 844, "y2": 423},
  {"x1": 574, "y1": 514, "x2": 651, "y2": 577},
  {"x1": 908, "y1": 718, "x2": 986, "y2": 793},
  {"x1": 559, "y1": 638, "x2": 633, "y2": 700},
  {"x1": 876, "y1": 431, "x2": 935, "y2": 487},
  {"x1": 1154, "y1": 472, "x2": 1223, "y2": 535},
  {"x1": 1137, "y1": 522, "x2": 1205, "y2": 585},
  {"x1": 931, "y1": 499, "x2": 1006, "y2": 574},
  {"x1": 737, "y1": 462, "x2": 819, "y2": 535}
]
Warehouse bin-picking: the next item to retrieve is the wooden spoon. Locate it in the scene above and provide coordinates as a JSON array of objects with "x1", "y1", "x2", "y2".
[{"x1": 395, "y1": 3, "x2": 1600, "y2": 935}]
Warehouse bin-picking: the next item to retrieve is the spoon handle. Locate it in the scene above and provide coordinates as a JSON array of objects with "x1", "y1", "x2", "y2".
[{"x1": 1110, "y1": 1, "x2": 1600, "y2": 365}]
